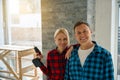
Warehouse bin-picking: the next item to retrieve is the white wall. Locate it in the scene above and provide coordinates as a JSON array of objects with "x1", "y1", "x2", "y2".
[
  {"x1": 95, "y1": 0, "x2": 117, "y2": 79},
  {"x1": 95, "y1": 0, "x2": 112, "y2": 51}
]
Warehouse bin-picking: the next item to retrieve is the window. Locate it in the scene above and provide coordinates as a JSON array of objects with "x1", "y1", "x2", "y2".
[
  {"x1": 7, "y1": 0, "x2": 42, "y2": 49},
  {"x1": 0, "y1": 0, "x2": 42, "y2": 80}
]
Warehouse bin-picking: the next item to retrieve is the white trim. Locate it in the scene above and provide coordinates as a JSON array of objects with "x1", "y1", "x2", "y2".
[
  {"x1": 0, "y1": 0, "x2": 4, "y2": 45},
  {"x1": 112, "y1": 0, "x2": 118, "y2": 79}
]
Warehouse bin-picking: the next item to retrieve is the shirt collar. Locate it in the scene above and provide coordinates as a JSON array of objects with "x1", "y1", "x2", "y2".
[
  {"x1": 55, "y1": 46, "x2": 68, "y2": 54},
  {"x1": 75, "y1": 41, "x2": 101, "y2": 53}
]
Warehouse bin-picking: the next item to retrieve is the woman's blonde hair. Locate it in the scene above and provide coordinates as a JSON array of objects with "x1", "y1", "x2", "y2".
[{"x1": 54, "y1": 28, "x2": 70, "y2": 46}]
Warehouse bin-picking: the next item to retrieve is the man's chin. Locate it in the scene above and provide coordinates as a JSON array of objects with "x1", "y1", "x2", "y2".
[{"x1": 80, "y1": 41, "x2": 87, "y2": 45}]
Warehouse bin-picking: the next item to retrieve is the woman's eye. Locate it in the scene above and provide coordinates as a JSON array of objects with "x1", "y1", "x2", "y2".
[
  {"x1": 58, "y1": 39, "x2": 61, "y2": 41},
  {"x1": 64, "y1": 38, "x2": 67, "y2": 41}
]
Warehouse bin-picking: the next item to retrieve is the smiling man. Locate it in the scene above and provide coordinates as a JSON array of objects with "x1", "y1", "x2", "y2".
[{"x1": 64, "y1": 21, "x2": 114, "y2": 80}]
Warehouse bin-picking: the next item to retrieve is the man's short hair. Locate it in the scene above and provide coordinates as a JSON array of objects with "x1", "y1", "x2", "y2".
[{"x1": 74, "y1": 21, "x2": 90, "y2": 31}]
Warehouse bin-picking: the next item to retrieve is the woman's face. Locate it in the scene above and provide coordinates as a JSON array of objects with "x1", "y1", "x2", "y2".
[{"x1": 55, "y1": 33, "x2": 68, "y2": 50}]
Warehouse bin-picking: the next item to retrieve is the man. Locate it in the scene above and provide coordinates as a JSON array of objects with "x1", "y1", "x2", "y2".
[{"x1": 64, "y1": 21, "x2": 114, "y2": 80}]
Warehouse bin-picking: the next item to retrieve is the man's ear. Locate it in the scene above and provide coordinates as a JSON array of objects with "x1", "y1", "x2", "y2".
[{"x1": 91, "y1": 30, "x2": 92, "y2": 33}]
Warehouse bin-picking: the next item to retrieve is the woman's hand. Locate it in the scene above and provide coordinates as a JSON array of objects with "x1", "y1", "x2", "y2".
[
  {"x1": 34, "y1": 46, "x2": 43, "y2": 60},
  {"x1": 65, "y1": 46, "x2": 73, "y2": 59},
  {"x1": 36, "y1": 53, "x2": 43, "y2": 60}
]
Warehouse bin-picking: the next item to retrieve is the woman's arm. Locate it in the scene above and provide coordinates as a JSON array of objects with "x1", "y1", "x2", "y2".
[{"x1": 65, "y1": 46, "x2": 73, "y2": 59}]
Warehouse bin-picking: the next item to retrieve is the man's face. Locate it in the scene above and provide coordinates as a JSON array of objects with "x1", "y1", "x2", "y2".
[{"x1": 74, "y1": 24, "x2": 92, "y2": 45}]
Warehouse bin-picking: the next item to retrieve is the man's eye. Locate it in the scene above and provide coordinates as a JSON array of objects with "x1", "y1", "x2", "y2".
[
  {"x1": 77, "y1": 32, "x2": 81, "y2": 34},
  {"x1": 83, "y1": 31, "x2": 86, "y2": 33}
]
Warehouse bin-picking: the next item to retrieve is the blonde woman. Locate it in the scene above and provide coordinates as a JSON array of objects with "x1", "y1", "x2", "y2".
[{"x1": 33, "y1": 28, "x2": 72, "y2": 80}]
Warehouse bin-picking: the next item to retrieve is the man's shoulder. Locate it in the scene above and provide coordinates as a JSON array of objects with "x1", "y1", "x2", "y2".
[
  {"x1": 94, "y1": 44, "x2": 111, "y2": 56},
  {"x1": 72, "y1": 44, "x2": 80, "y2": 49}
]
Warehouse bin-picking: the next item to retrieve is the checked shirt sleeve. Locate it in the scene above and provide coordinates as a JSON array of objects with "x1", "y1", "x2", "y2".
[
  {"x1": 103, "y1": 52, "x2": 114, "y2": 80},
  {"x1": 39, "y1": 63, "x2": 50, "y2": 77},
  {"x1": 39, "y1": 54, "x2": 51, "y2": 77},
  {"x1": 64, "y1": 60, "x2": 70, "y2": 80}
]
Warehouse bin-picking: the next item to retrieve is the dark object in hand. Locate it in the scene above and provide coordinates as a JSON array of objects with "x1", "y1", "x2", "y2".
[
  {"x1": 34, "y1": 46, "x2": 41, "y2": 55},
  {"x1": 32, "y1": 58, "x2": 43, "y2": 67},
  {"x1": 32, "y1": 46, "x2": 43, "y2": 67}
]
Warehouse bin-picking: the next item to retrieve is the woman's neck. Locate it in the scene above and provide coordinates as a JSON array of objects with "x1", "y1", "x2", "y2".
[{"x1": 57, "y1": 48, "x2": 64, "y2": 54}]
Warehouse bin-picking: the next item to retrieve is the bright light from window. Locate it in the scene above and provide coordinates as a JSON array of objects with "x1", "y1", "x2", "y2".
[
  {"x1": 9, "y1": 0, "x2": 19, "y2": 14},
  {"x1": 19, "y1": 14, "x2": 41, "y2": 27},
  {"x1": 8, "y1": 0, "x2": 41, "y2": 28}
]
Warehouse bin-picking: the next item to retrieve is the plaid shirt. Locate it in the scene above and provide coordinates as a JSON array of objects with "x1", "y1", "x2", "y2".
[
  {"x1": 64, "y1": 41, "x2": 114, "y2": 80},
  {"x1": 39, "y1": 47, "x2": 68, "y2": 80}
]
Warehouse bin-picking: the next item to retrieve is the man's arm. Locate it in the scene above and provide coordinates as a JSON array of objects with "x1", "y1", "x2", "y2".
[{"x1": 104, "y1": 52, "x2": 114, "y2": 80}]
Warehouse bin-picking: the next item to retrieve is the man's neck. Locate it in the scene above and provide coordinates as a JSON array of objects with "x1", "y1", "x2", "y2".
[{"x1": 80, "y1": 42, "x2": 94, "y2": 50}]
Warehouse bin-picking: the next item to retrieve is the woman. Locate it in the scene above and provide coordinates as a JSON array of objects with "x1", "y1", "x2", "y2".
[{"x1": 33, "y1": 28, "x2": 72, "y2": 80}]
